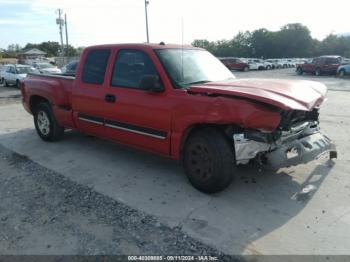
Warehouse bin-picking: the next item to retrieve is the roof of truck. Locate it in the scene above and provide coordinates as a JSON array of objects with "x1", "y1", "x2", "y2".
[{"x1": 85, "y1": 43, "x2": 202, "y2": 50}]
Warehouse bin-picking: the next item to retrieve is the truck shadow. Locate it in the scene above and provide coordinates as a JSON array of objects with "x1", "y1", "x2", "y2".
[{"x1": 0, "y1": 128, "x2": 335, "y2": 255}]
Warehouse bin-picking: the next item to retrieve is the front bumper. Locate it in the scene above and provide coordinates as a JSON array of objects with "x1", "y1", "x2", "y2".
[
  {"x1": 234, "y1": 131, "x2": 337, "y2": 168},
  {"x1": 265, "y1": 132, "x2": 336, "y2": 169}
]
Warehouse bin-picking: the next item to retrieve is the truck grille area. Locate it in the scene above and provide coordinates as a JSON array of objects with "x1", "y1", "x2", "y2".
[{"x1": 279, "y1": 108, "x2": 319, "y2": 131}]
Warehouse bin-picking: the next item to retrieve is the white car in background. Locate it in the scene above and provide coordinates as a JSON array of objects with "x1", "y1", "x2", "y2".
[
  {"x1": 248, "y1": 59, "x2": 266, "y2": 70},
  {"x1": 278, "y1": 59, "x2": 290, "y2": 68},
  {"x1": 263, "y1": 60, "x2": 273, "y2": 70},
  {"x1": 0, "y1": 64, "x2": 36, "y2": 88},
  {"x1": 266, "y1": 59, "x2": 282, "y2": 69},
  {"x1": 286, "y1": 59, "x2": 297, "y2": 67},
  {"x1": 33, "y1": 62, "x2": 61, "y2": 74}
]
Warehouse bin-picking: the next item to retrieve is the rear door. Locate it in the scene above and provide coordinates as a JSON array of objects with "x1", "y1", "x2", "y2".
[
  {"x1": 101, "y1": 48, "x2": 171, "y2": 155},
  {"x1": 303, "y1": 58, "x2": 316, "y2": 73},
  {"x1": 72, "y1": 49, "x2": 111, "y2": 137}
]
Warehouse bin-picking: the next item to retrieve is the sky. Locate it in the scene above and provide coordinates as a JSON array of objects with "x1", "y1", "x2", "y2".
[{"x1": 0, "y1": 0, "x2": 349, "y2": 49}]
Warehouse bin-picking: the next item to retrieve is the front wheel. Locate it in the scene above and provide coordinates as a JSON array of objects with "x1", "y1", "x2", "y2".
[
  {"x1": 315, "y1": 68, "x2": 321, "y2": 76},
  {"x1": 34, "y1": 102, "x2": 64, "y2": 142},
  {"x1": 182, "y1": 128, "x2": 235, "y2": 193},
  {"x1": 297, "y1": 67, "x2": 303, "y2": 75},
  {"x1": 339, "y1": 69, "x2": 345, "y2": 77}
]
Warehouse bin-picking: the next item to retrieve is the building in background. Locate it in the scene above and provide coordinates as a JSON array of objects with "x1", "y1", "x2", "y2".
[{"x1": 17, "y1": 48, "x2": 47, "y2": 65}]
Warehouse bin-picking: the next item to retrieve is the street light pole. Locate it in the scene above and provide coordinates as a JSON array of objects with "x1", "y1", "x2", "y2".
[
  {"x1": 56, "y1": 9, "x2": 65, "y2": 57},
  {"x1": 64, "y1": 14, "x2": 69, "y2": 55},
  {"x1": 144, "y1": 0, "x2": 149, "y2": 43}
]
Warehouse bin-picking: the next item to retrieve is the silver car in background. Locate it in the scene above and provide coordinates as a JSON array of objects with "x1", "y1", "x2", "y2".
[
  {"x1": 33, "y1": 62, "x2": 62, "y2": 74},
  {"x1": 1, "y1": 64, "x2": 36, "y2": 88}
]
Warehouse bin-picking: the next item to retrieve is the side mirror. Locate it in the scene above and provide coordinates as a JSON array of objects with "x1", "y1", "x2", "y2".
[{"x1": 139, "y1": 75, "x2": 164, "y2": 92}]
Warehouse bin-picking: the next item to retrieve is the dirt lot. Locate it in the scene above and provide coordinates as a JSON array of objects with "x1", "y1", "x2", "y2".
[{"x1": 0, "y1": 69, "x2": 350, "y2": 257}]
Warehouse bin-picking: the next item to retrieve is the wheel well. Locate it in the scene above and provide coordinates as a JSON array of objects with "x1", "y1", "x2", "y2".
[
  {"x1": 179, "y1": 124, "x2": 239, "y2": 158},
  {"x1": 29, "y1": 95, "x2": 50, "y2": 113}
]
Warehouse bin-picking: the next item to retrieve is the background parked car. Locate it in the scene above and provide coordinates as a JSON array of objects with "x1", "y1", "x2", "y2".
[
  {"x1": 296, "y1": 56, "x2": 343, "y2": 76},
  {"x1": 337, "y1": 64, "x2": 350, "y2": 77},
  {"x1": 0, "y1": 65, "x2": 5, "y2": 84},
  {"x1": 1, "y1": 64, "x2": 36, "y2": 88},
  {"x1": 61, "y1": 60, "x2": 79, "y2": 76},
  {"x1": 33, "y1": 62, "x2": 62, "y2": 74},
  {"x1": 248, "y1": 59, "x2": 265, "y2": 70},
  {"x1": 219, "y1": 57, "x2": 249, "y2": 71},
  {"x1": 265, "y1": 59, "x2": 280, "y2": 69}
]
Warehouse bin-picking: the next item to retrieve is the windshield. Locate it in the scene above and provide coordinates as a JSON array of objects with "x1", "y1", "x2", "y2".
[
  {"x1": 155, "y1": 49, "x2": 235, "y2": 88},
  {"x1": 16, "y1": 67, "x2": 31, "y2": 74},
  {"x1": 37, "y1": 63, "x2": 55, "y2": 69}
]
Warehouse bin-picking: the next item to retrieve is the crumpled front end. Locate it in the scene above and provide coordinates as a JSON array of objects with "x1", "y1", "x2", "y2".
[{"x1": 233, "y1": 109, "x2": 337, "y2": 169}]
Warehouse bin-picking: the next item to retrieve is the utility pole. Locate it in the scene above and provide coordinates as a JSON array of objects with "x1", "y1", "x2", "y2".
[
  {"x1": 56, "y1": 9, "x2": 64, "y2": 57},
  {"x1": 144, "y1": 0, "x2": 149, "y2": 43},
  {"x1": 64, "y1": 13, "x2": 69, "y2": 55}
]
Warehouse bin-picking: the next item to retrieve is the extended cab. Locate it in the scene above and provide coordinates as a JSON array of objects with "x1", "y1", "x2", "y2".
[{"x1": 22, "y1": 44, "x2": 336, "y2": 193}]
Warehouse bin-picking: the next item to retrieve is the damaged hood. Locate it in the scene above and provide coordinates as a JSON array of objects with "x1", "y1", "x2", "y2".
[{"x1": 188, "y1": 78, "x2": 327, "y2": 111}]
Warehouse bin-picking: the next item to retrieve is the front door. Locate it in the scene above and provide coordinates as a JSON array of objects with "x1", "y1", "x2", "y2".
[{"x1": 102, "y1": 49, "x2": 172, "y2": 155}]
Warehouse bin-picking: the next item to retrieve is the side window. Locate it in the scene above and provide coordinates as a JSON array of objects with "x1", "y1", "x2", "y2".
[
  {"x1": 111, "y1": 49, "x2": 158, "y2": 89},
  {"x1": 82, "y1": 49, "x2": 110, "y2": 85}
]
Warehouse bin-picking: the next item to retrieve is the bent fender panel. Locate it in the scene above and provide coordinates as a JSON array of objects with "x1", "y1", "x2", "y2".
[{"x1": 170, "y1": 95, "x2": 281, "y2": 159}]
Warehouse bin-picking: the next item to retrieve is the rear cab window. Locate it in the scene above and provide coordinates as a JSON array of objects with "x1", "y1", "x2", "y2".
[{"x1": 82, "y1": 49, "x2": 111, "y2": 85}]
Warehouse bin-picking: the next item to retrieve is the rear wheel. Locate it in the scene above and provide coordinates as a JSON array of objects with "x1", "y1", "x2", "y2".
[
  {"x1": 34, "y1": 102, "x2": 64, "y2": 141},
  {"x1": 339, "y1": 69, "x2": 345, "y2": 77},
  {"x1": 182, "y1": 128, "x2": 235, "y2": 193}
]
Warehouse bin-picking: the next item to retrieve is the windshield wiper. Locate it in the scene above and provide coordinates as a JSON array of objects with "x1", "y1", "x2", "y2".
[{"x1": 184, "y1": 80, "x2": 211, "y2": 86}]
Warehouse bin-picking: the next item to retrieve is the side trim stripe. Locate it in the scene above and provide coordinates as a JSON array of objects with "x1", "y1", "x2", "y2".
[
  {"x1": 77, "y1": 113, "x2": 167, "y2": 140},
  {"x1": 77, "y1": 113, "x2": 104, "y2": 125},
  {"x1": 105, "y1": 119, "x2": 167, "y2": 140}
]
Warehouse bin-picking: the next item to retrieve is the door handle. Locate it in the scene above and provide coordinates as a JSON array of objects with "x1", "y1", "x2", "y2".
[{"x1": 105, "y1": 94, "x2": 116, "y2": 103}]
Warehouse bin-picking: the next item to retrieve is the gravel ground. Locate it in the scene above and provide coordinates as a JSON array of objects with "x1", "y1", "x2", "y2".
[{"x1": 0, "y1": 144, "x2": 229, "y2": 258}]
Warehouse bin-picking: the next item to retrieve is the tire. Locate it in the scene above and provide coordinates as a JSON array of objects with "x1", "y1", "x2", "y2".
[
  {"x1": 266, "y1": 65, "x2": 271, "y2": 70},
  {"x1": 339, "y1": 69, "x2": 345, "y2": 77},
  {"x1": 4, "y1": 80, "x2": 9, "y2": 87},
  {"x1": 315, "y1": 68, "x2": 321, "y2": 76},
  {"x1": 182, "y1": 128, "x2": 235, "y2": 193},
  {"x1": 16, "y1": 80, "x2": 20, "y2": 89},
  {"x1": 33, "y1": 102, "x2": 64, "y2": 142},
  {"x1": 243, "y1": 66, "x2": 249, "y2": 72},
  {"x1": 297, "y1": 67, "x2": 303, "y2": 75},
  {"x1": 0, "y1": 78, "x2": 3, "y2": 85}
]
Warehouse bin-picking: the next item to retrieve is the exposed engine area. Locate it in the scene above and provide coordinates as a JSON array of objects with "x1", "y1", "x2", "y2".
[{"x1": 233, "y1": 108, "x2": 336, "y2": 168}]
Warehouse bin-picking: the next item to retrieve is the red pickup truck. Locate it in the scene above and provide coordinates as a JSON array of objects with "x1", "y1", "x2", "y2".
[{"x1": 22, "y1": 43, "x2": 335, "y2": 193}]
